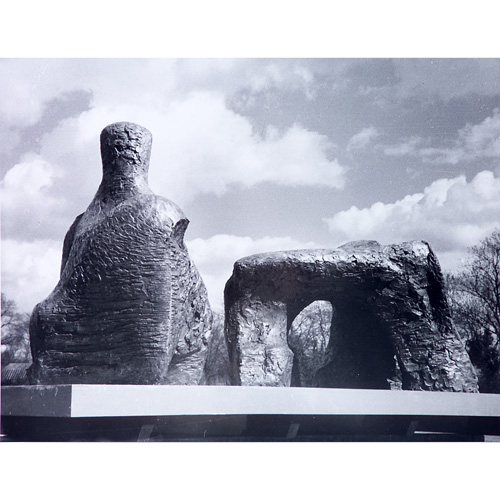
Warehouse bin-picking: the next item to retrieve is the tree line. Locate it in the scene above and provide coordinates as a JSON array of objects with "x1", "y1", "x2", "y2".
[
  {"x1": 1, "y1": 293, "x2": 31, "y2": 367},
  {"x1": 445, "y1": 230, "x2": 499, "y2": 393}
]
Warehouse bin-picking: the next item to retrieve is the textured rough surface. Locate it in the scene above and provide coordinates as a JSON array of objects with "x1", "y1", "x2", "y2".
[
  {"x1": 1, "y1": 363, "x2": 30, "y2": 386},
  {"x1": 28, "y1": 122, "x2": 212, "y2": 385},
  {"x1": 224, "y1": 240, "x2": 478, "y2": 391}
]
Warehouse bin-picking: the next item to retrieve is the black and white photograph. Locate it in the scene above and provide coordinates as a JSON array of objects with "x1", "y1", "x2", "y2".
[
  {"x1": 2, "y1": 56, "x2": 499, "y2": 442},
  {"x1": 1, "y1": 4, "x2": 499, "y2": 495}
]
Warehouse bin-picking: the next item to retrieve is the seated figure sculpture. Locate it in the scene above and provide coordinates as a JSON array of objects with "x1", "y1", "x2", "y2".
[
  {"x1": 28, "y1": 122, "x2": 212, "y2": 385},
  {"x1": 224, "y1": 240, "x2": 478, "y2": 392}
]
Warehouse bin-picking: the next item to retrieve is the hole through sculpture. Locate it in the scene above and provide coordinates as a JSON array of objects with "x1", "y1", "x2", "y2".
[
  {"x1": 28, "y1": 122, "x2": 212, "y2": 385},
  {"x1": 224, "y1": 241, "x2": 478, "y2": 392},
  {"x1": 288, "y1": 300, "x2": 332, "y2": 387},
  {"x1": 288, "y1": 299, "x2": 401, "y2": 389}
]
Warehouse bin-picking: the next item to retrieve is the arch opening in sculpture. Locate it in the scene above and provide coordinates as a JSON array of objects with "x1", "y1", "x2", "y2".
[
  {"x1": 224, "y1": 243, "x2": 479, "y2": 392},
  {"x1": 287, "y1": 300, "x2": 333, "y2": 387},
  {"x1": 286, "y1": 297, "x2": 402, "y2": 389},
  {"x1": 313, "y1": 298, "x2": 402, "y2": 390}
]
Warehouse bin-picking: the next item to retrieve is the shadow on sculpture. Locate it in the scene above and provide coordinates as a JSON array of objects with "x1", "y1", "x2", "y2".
[
  {"x1": 28, "y1": 122, "x2": 212, "y2": 385},
  {"x1": 288, "y1": 300, "x2": 402, "y2": 390},
  {"x1": 224, "y1": 240, "x2": 478, "y2": 392}
]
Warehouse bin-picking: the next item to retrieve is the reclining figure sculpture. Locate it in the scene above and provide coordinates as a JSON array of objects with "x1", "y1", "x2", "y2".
[
  {"x1": 26, "y1": 122, "x2": 477, "y2": 393},
  {"x1": 224, "y1": 240, "x2": 478, "y2": 392},
  {"x1": 28, "y1": 122, "x2": 212, "y2": 385}
]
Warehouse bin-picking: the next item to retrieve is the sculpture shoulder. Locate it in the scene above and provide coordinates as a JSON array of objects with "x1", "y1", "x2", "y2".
[
  {"x1": 121, "y1": 192, "x2": 189, "y2": 231},
  {"x1": 82, "y1": 191, "x2": 188, "y2": 229},
  {"x1": 150, "y1": 194, "x2": 187, "y2": 226},
  {"x1": 147, "y1": 195, "x2": 190, "y2": 248}
]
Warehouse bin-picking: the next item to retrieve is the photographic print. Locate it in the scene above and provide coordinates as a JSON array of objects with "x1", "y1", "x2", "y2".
[{"x1": 1, "y1": 58, "x2": 499, "y2": 442}]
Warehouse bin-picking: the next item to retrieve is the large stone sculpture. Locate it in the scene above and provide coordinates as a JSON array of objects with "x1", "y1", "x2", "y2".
[
  {"x1": 224, "y1": 240, "x2": 478, "y2": 392},
  {"x1": 28, "y1": 122, "x2": 212, "y2": 385}
]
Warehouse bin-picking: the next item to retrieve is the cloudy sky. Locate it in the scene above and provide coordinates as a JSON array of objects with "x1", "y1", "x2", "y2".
[{"x1": 1, "y1": 58, "x2": 500, "y2": 312}]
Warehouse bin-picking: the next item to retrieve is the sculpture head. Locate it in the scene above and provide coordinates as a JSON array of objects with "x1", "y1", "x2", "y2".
[{"x1": 100, "y1": 122, "x2": 153, "y2": 187}]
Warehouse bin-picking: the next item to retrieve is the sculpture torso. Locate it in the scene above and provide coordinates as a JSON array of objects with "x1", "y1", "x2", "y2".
[{"x1": 29, "y1": 122, "x2": 212, "y2": 385}]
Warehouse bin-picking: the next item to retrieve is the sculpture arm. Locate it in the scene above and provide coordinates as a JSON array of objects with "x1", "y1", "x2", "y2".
[{"x1": 60, "y1": 213, "x2": 83, "y2": 276}]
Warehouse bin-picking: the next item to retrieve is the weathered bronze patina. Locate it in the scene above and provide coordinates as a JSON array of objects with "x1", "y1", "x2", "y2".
[{"x1": 29, "y1": 122, "x2": 212, "y2": 385}]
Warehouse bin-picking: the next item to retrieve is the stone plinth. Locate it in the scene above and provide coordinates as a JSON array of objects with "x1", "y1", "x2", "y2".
[{"x1": 3, "y1": 385, "x2": 499, "y2": 418}]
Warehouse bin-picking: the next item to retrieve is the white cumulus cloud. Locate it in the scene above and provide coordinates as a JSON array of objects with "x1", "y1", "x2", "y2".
[
  {"x1": 146, "y1": 92, "x2": 346, "y2": 202},
  {"x1": 1, "y1": 238, "x2": 62, "y2": 312},
  {"x1": 0, "y1": 59, "x2": 319, "y2": 136},
  {"x1": 0, "y1": 155, "x2": 69, "y2": 240},
  {"x1": 1, "y1": 60, "x2": 346, "y2": 315},
  {"x1": 186, "y1": 234, "x2": 318, "y2": 311},
  {"x1": 324, "y1": 169, "x2": 500, "y2": 270},
  {"x1": 2, "y1": 90, "x2": 346, "y2": 243}
]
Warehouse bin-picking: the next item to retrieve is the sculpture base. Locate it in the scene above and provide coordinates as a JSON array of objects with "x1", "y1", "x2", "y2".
[{"x1": 2, "y1": 385, "x2": 499, "y2": 441}]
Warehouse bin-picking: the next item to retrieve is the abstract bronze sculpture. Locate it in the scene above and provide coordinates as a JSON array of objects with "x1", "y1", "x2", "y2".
[
  {"x1": 27, "y1": 122, "x2": 478, "y2": 393},
  {"x1": 224, "y1": 241, "x2": 478, "y2": 391},
  {"x1": 29, "y1": 122, "x2": 212, "y2": 385}
]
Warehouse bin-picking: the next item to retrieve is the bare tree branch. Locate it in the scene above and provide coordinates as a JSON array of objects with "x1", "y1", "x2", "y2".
[{"x1": 446, "y1": 230, "x2": 500, "y2": 393}]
